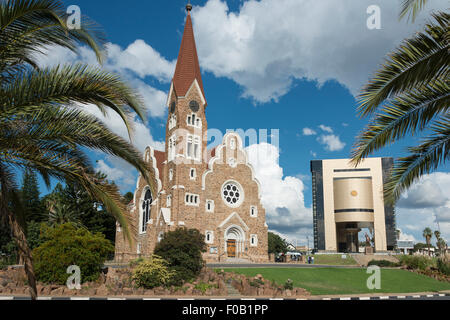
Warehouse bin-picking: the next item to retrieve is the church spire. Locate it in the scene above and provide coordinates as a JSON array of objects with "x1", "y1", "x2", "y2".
[{"x1": 172, "y1": 4, "x2": 206, "y2": 102}]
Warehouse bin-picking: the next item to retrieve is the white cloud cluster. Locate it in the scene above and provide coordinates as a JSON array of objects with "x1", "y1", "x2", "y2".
[
  {"x1": 246, "y1": 143, "x2": 312, "y2": 243},
  {"x1": 317, "y1": 134, "x2": 346, "y2": 152},
  {"x1": 396, "y1": 172, "x2": 450, "y2": 243},
  {"x1": 192, "y1": 0, "x2": 448, "y2": 103},
  {"x1": 302, "y1": 128, "x2": 317, "y2": 136}
]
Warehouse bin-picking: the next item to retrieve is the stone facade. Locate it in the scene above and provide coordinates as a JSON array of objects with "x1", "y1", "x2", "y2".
[{"x1": 114, "y1": 9, "x2": 268, "y2": 263}]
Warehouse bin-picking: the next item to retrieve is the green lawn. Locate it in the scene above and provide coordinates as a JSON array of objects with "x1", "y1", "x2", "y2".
[
  {"x1": 219, "y1": 268, "x2": 450, "y2": 295},
  {"x1": 305, "y1": 254, "x2": 357, "y2": 265}
]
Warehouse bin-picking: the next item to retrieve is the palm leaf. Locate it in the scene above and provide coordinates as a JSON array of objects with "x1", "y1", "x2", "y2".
[
  {"x1": 357, "y1": 12, "x2": 449, "y2": 117},
  {"x1": 399, "y1": 0, "x2": 429, "y2": 22}
]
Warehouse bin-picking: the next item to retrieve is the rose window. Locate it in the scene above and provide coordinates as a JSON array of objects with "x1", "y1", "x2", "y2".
[{"x1": 222, "y1": 182, "x2": 243, "y2": 207}]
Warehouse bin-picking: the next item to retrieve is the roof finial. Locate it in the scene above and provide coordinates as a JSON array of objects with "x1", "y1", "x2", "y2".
[{"x1": 186, "y1": 1, "x2": 192, "y2": 12}]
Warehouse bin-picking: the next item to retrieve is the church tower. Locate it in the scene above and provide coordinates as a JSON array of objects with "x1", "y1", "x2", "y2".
[
  {"x1": 164, "y1": 4, "x2": 208, "y2": 226},
  {"x1": 115, "y1": 4, "x2": 269, "y2": 263}
]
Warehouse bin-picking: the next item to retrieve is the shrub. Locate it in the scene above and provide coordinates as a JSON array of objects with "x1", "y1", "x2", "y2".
[
  {"x1": 154, "y1": 228, "x2": 207, "y2": 286},
  {"x1": 284, "y1": 279, "x2": 294, "y2": 290},
  {"x1": 194, "y1": 282, "x2": 218, "y2": 294},
  {"x1": 437, "y1": 258, "x2": 450, "y2": 276},
  {"x1": 33, "y1": 223, "x2": 114, "y2": 285},
  {"x1": 367, "y1": 260, "x2": 399, "y2": 267},
  {"x1": 398, "y1": 255, "x2": 434, "y2": 271},
  {"x1": 131, "y1": 255, "x2": 175, "y2": 289}
]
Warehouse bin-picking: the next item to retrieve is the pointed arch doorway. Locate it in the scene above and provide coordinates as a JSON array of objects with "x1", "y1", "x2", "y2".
[{"x1": 225, "y1": 225, "x2": 245, "y2": 258}]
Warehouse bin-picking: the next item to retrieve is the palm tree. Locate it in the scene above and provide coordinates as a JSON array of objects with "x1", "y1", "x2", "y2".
[
  {"x1": 423, "y1": 228, "x2": 433, "y2": 256},
  {"x1": 351, "y1": 9, "x2": 449, "y2": 204},
  {"x1": 1, "y1": 0, "x2": 154, "y2": 299}
]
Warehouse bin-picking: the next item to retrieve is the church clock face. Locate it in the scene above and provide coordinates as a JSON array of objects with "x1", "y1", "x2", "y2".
[{"x1": 189, "y1": 100, "x2": 199, "y2": 112}]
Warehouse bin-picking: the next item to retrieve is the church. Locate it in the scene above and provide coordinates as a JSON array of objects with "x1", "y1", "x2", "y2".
[{"x1": 114, "y1": 5, "x2": 269, "y2": 263}]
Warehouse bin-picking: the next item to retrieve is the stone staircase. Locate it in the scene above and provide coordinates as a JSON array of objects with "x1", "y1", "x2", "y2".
[
  {"x1": 351, "y1": 254, "x2": 399, "y2": 267},
  {"x1": 225, "y1": 279, "x2": 241, "y2": 297}
]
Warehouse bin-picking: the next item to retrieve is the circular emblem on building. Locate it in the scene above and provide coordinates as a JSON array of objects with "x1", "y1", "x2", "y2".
[
  {"x1": 351, "y1": 190, "x2": 358, "y2": 197},
  {"x1": 222, "y1": 181, "x2": 244, "y2": 207},
  {"x1": 170, "y1": 102, "x2": 176, "y2": 113},
  {"x1": 189, "y1": 100, "x2": 200, "y2": 112}
]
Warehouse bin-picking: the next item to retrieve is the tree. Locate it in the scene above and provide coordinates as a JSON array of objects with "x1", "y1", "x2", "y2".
[
  {"x1": 154, "y1": 228, "x2": 207, "y2": 286},
  {"x1": 0, "y1": 0, "x2": 154, "y2": 299},
  {"x1": 122, "y1": 192, "x2": 134, "y2": 205},
  {"x1": 351, "y1": 8, "x2": 449, "y2": 204},
  {"x1": 268, "y1": 232, "x2": 289, "y2": 255},
  {"x1": 423, "y1": 228, "x2": 433, "y2": 256},
  {"x1": 45, "y1": 173, "x2": 118, "y2": 242},
  {"x1": 21, "y1": 169, "x2": 46, "y2": 223}
]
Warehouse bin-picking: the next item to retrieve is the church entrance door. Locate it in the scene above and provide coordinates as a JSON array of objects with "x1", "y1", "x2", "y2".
[{"x1": 227, "y1": 240, "x2": 236, "y2": 258}]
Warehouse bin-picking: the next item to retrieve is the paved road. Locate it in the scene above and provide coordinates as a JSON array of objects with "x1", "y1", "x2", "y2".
[{"x1": 1, "y1": 294, "x2": 449, "y2": 301}]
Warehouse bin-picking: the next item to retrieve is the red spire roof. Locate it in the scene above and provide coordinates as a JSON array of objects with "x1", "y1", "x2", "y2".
[{"x1": 172, "y1": 10, "x2": 206, "y2": 101}]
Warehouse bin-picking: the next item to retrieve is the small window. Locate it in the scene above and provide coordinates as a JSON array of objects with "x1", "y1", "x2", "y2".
[
  {"x1": 167, "y1": 195, "x2": 172, "y2": 208},
  {"x1": 187, "y1": 113, "x2": 201, "y2": 128},
  {"x1": 206, "y1": 200, "x2": 214, "y2": 213},
  {"x1": 185, "y1": 193, "x2": 199, "y2": 206},
  {"x1": 190, "y1": 168, "x2": 196, "y2": 180},
  {"x1": 169, "y1": 169, "x2": 173, "y2": 181},
  {"x1": 250, "y1": 206, "x2": 258, "y2": 217},
  {"x1": 205, "y1": 231, "x2": 214, "y2": 244},
  {"x1": 250, "y1": 235, "x2": 258, "y2": 247}
]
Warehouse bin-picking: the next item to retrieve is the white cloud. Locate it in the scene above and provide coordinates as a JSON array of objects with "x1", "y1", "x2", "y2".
[
  {"x1": 310, "y1": 151, "x2": 317, "y2": 158},
  {"x1": 106, "y1": 41, "x2": 175, "y2": 82},
  {"x1": 317, "y1": 134, "x2": 346, "y2": 151},
  {"x1": 302, "y1": 127, "x2": 317, "y2": 136},
  {"x1": 246, "y1": 143, "x2": 312, "y2": 243},
  {"x1": 192, "y1": 0, "x2": 448, "y2": 103},
  {"x1": 34, "y1": 42, "x2": 171, "y2": 118},
  {"x1": 396, "y1": 172, "x2": 450, "y2": 243},
  {"x1": 319, "y1": 125, "x2": 333, "y2": 133},
  {"x1": 397, "y1": 173, "x2": 449, "y2": 209}
]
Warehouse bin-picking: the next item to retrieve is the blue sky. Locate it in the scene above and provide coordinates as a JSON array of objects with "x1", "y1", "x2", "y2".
[{"x1": 35, "y1": 0, "x2": 449, "y2": 245}]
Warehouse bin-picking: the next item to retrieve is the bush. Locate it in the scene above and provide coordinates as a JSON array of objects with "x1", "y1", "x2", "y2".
[
  {"x1": 33, "y1": 223, "x2": 114, "y2": 285},
  {"x1": 437, "y1": 258, "x2": 450, "y2": 276},
  {"x1": 398, "y1": 255, "x2": 434, "y2": 271},
  {"x1": 367, "y1": 260, "x2": 399, "y2": 267},
  {"x1": 284, "y1": 279, "x2": 294, "y2": 290},
  {"x1": 131, "y1": 255, "x2": 175, "y2": 289},
  {"x1": 154, "y1": 228, "x2": 207, "y2": 286}
]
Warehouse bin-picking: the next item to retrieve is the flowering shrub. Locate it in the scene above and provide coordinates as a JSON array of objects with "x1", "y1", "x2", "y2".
[{"x1": 132, "y1": 255, "x2": 175, "y2": 289}]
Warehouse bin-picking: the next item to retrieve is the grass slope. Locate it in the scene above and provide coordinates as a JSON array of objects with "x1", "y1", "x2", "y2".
[{"x1": 220, "y1": 268, "x2": 450, "y2": 295}]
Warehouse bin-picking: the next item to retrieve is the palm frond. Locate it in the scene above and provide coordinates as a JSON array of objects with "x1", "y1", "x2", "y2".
[
  {"x1": 399, "y1": 0, "x2": 429, "y2": 22},
  {"x1": 1, "y1": 64, "x2": 147, "y2": 137},
  {"x1": 352, "y1": 77, "x2": 450, "y2": 164},
  {"x1": 0, "y1": 0, "x2": 106, "y2": 71},
  {"x1": 384, "y1": 116, "x2": 450, "y2": 204},
  {"x1": 357, "y1": 11, "x2": 449, "y2": 117}
]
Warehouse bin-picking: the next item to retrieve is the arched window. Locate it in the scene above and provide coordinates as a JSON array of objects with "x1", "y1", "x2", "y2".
[
  {"x1": 187, "y1": 113, "x2": 202, "y2": 128},
  {"x1": 141, "y1": 189, "x2": 152, "y2": 233}
]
